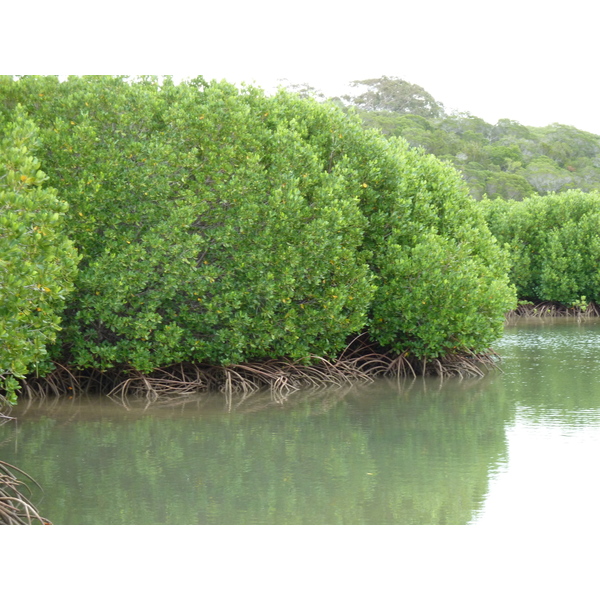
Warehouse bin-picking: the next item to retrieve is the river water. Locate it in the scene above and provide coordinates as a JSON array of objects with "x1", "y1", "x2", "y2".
[{"x1": 2, "y1": 318, "x2": 600, "y2": 525}]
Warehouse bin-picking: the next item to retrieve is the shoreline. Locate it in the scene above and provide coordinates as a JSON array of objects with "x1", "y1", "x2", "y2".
[
  {"x1": 18, "y1": 343, "x2": 500, "y2": 406},
  {"x1": 10, "y1": 303, "x2": 600, "y2": 406},
  {"x1": 505, "y1": 301, "x2": 600, "y2": 320}
]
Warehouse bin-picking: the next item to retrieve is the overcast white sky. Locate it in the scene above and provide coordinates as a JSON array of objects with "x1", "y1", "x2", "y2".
[{"x1": 4, "y1": 0, "x2": 600, "y2": 133}]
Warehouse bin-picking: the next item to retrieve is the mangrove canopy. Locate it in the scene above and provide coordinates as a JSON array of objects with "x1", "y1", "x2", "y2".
[{"x1": 0, "y1": 75, "x2": 516, "y2": 401}]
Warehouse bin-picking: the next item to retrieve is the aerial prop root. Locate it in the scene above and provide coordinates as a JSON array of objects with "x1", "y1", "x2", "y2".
[
  {"x1": 17, "y1": 346, "x2": 501, "y2": 404},
  {"x1": 0, "y1": 460, "x2": 51, "y2": 525},
  {"x1": 506, "y1": 301, "x2": 600, "y2": 319}
]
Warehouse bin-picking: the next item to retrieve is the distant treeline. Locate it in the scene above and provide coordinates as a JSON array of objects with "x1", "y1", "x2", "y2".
[
  {"x1": 330, "y1": 76, "x2": 600, "y2": 201},
  {"x1": 1, "y1": 75, "x2": 516, "y2": 404}
]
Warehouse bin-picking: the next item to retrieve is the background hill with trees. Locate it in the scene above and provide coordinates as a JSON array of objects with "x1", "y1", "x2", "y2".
[{"x1": 327, "y1": 76, "x2": 600, "y2": 201}]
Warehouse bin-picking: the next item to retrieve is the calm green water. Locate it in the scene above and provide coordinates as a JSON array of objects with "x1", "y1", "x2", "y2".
[{"x1": 2, "y1": 318, "x2": 600, "y2": 525}]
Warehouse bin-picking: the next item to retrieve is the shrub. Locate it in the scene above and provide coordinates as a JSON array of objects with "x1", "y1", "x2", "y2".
[
  {"x1": 247, "y1": 93, "x2": 516, "y2": 358},
  {"x1": 482, "y1": 190, "x2": 600, "y2": 305},
  {"x1": 0, "y1": 108, "x2": 78, "y2": 403},
  {"x1": 2, "y1": 78, "x2": 374, "y2": 370},
  {"x1": 354, "y1": 138, "x2": 516, "y2": 357},
  {"x1": 1, "y1": 76, "x2": 516, "y2": 377}
]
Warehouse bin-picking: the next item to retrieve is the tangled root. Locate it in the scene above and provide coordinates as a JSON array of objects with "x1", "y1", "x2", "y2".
[
  {"x1": 0, "y1": 460, "x2": 51, "y2": 525},
  {"x1": 506, "y1": 301, "x2": 600, "y2": 320},
  {"x1": 18, "y1": 335, "x2": 500, "y2": 406}
]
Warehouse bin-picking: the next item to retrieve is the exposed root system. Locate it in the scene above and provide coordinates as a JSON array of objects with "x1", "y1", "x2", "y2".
[
  {"x1": 0, "y1": 460, "x2": 51, "y2": 525},
  {"x1": 18, "y1": 334, "x2": 501, "y2": 406},
  {"x1": 506, "y1": 301, "x2": 600, "y2": 320}
]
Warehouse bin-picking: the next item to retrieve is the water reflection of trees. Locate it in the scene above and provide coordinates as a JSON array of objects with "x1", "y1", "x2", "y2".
[{"x1": 0, "y1": 376, "x2": 514, "y2": 525}]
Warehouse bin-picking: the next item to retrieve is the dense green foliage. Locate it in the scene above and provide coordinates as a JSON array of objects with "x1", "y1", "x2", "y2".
[
  {"x1": 338, "y1": 77, "x2": 600, "y2": 201},
  {"x1": 0, "y1": 108, "x2": 78, "y2": 404},
  {"x1": 0, "y1": 76, "x2": 377, "y2": 371},
  {"x1": 481, "y1": 190, "x2": 600, "y2": 305},
  {"x1": 337, "y1": 131, "x2": 516, "y2": 357},
  {"x1": 0, "y1": 75, "x2": 515, "y2": 390}
]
